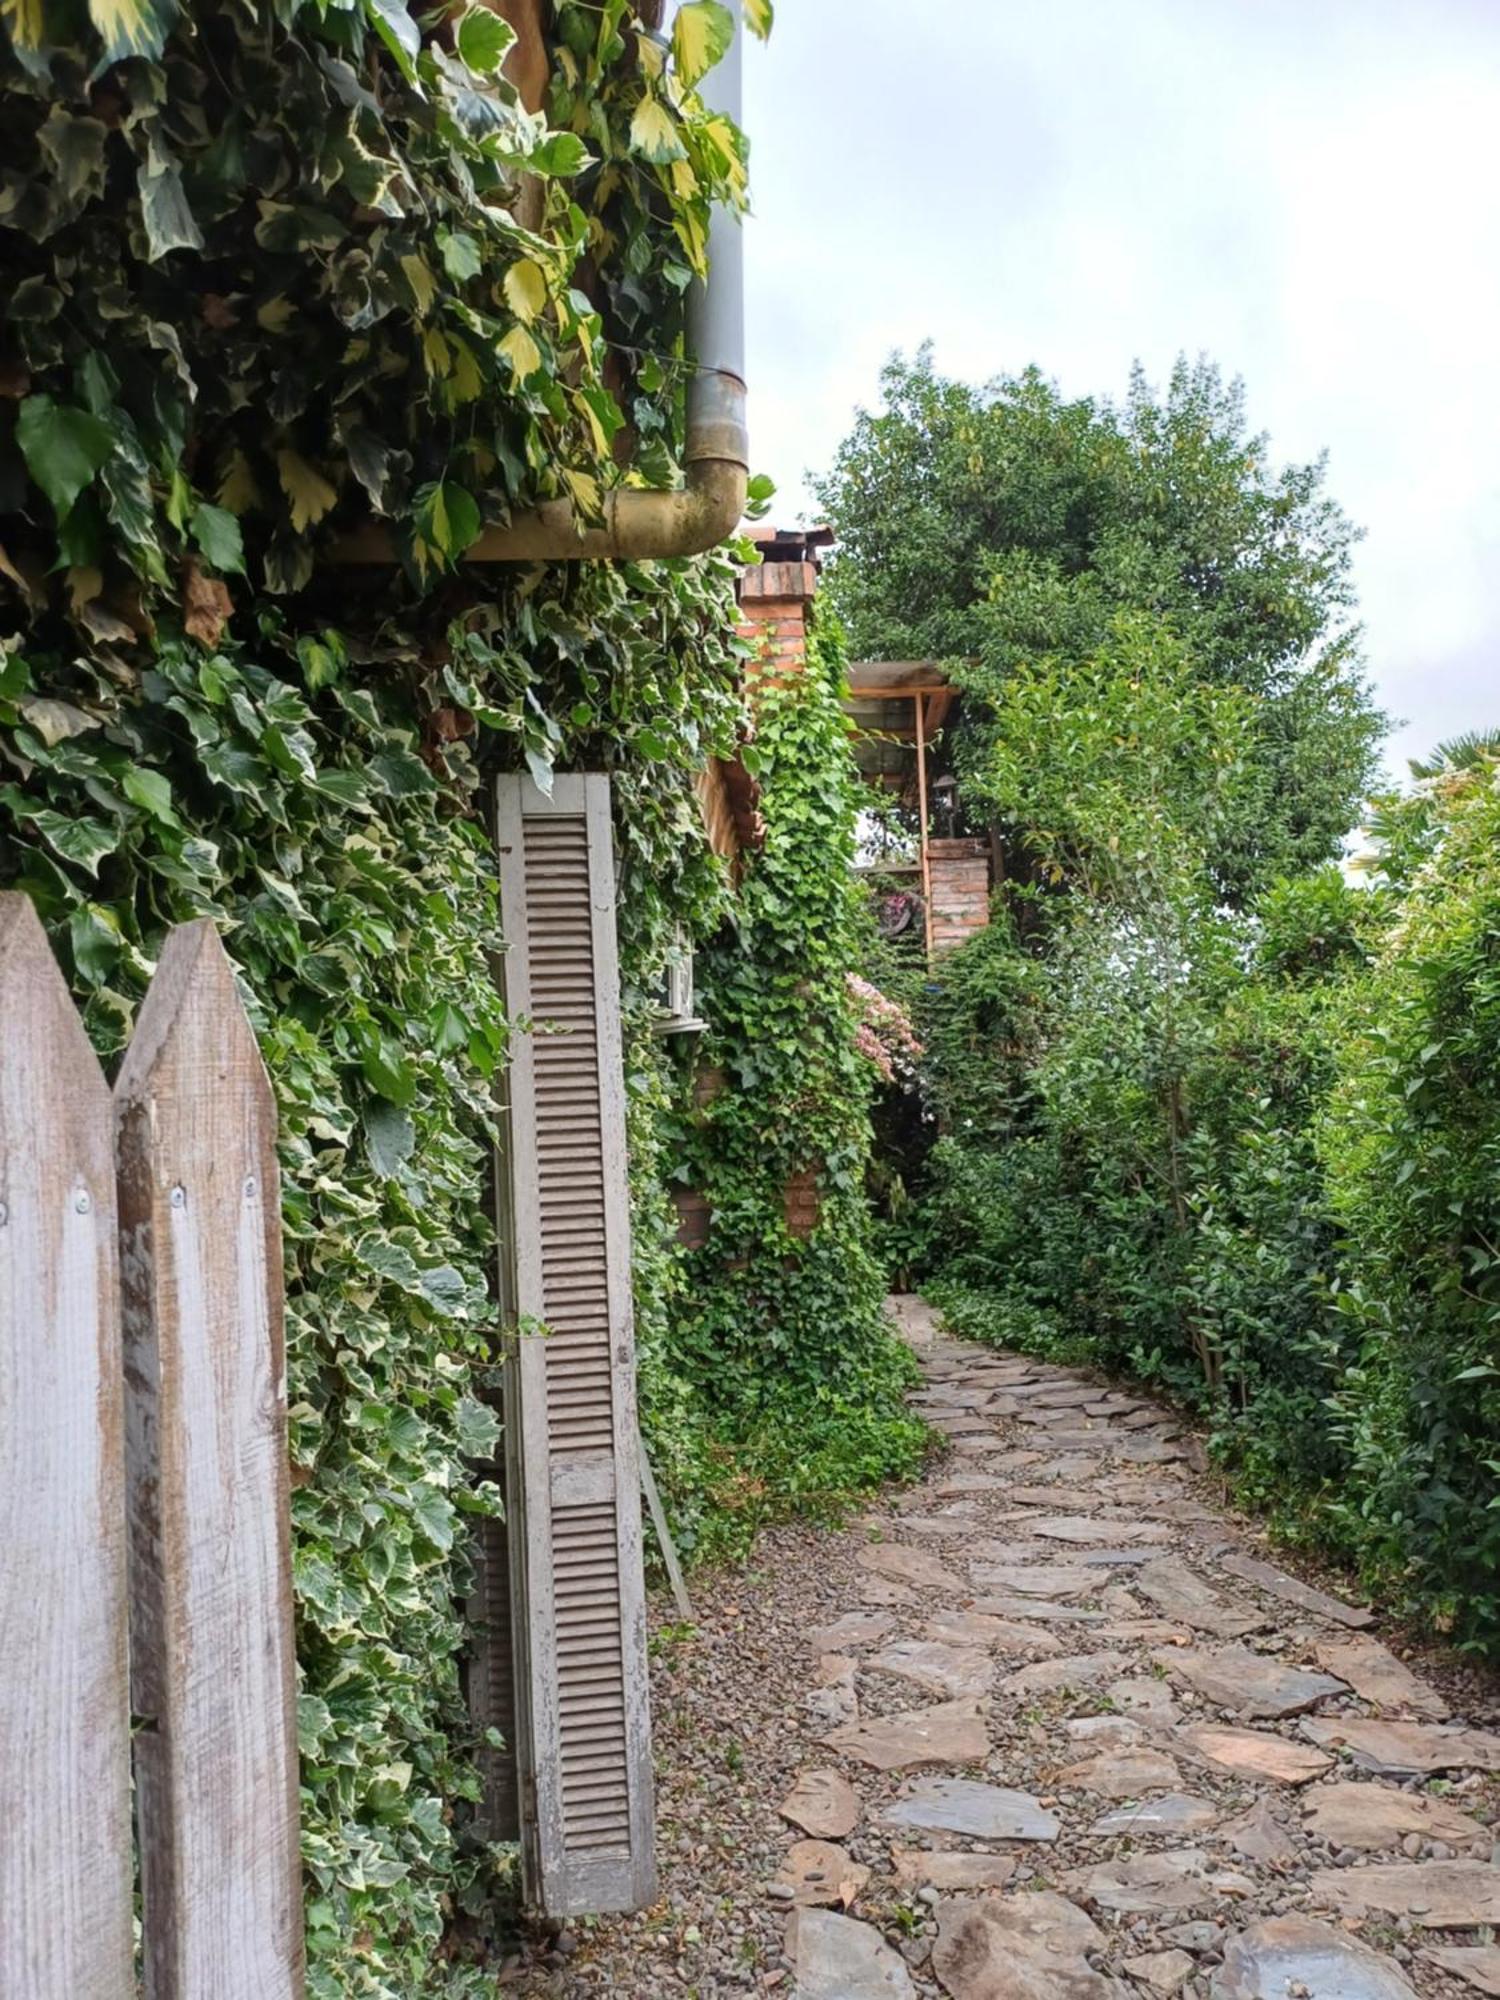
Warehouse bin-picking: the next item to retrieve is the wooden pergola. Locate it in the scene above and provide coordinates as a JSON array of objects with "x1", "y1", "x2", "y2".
[{"x1": 845, "y1": 661, "x2": 957, "y2": 956}]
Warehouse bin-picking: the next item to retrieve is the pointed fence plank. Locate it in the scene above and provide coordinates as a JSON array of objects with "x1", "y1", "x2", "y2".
[
  {"x1": 115, "y1": 921, "x2": 304, "y2": 1999},
  {"x1": 0, "y1": 894, "x2": 134, "y2": 1997},
  {"x1": 495, "y1": 773, "x2": 657, "y2": 1918}
]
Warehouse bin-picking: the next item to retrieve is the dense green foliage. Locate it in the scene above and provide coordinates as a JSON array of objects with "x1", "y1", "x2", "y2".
[
  {"x1": 652, "y1": 618, "x2": 926, "y2": 1560},
  {"x1": 0, "y1": 0, "x2": 924, "y2": 1988},
  {"x1": 1322, "y1": 765, "x2": 1500, "y2": 1642},
  {"x1": 817, "y1": 349, "x2": 1383, "y2": 899},
  {"x1": 0, "y1": 0, "x2": 753, "y2": 598},
  {"x1": 0, "y1": 555, "x2": 748, "y2": 1992},
  {"x1": 835, "y1": 351, "x2": 1500, "y2": 1655}
]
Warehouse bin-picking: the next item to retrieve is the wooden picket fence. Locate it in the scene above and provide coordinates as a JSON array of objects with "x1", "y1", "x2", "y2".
[{"x1": 0, "y1": 894, "x2": 304, "y2": 1998}]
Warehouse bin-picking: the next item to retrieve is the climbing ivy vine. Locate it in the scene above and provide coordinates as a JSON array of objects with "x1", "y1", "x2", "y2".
[
  {"x1": 0, "y1": 0, "x2": 772, "y2": 1989},
  {"x1": 655, "y1": 616, "x2": 928, "y2": 1560}
]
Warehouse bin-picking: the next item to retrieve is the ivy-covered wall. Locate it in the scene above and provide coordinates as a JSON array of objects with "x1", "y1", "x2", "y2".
[
  {"x1": 0, "y1": 559, "x2": 746, "y2": 1993},
  {"x1": 649, "y1": 612, "x2": 927, "y2": 1562},
  {"x1": 1, "y1": 3, "x2": 925, "y2": 1986}
]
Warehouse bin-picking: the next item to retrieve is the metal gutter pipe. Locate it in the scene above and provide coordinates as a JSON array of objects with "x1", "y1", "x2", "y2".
[{"x1": 339, "y1": 17, "x2": 748, "y2": 567}]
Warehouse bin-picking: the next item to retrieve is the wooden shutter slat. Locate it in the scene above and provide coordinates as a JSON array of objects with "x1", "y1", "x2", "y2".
[{"x1": 493, "y1": 773, "x2": 656, "y2": 1918}]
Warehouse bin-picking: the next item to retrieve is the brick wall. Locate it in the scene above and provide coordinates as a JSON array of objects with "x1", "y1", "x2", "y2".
[{"x1": 928, "y1": 838, "x2": 991, "y2": 952}]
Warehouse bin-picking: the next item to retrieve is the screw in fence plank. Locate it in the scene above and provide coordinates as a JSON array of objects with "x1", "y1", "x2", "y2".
[
  {"x1": 115, "y1": 921, "x2": 305, "y2": 1999},
  {"x1": 0, "y1": 894, "x2": 134, "y2": 1998}
]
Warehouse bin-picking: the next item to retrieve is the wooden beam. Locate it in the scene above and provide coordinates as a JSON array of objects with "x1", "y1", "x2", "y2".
[{"x1": 914, "y1": 691, "x2": 933, "y2": 960}]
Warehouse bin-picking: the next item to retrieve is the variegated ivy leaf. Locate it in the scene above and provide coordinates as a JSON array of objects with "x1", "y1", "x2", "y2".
[
  {"x1": 362, "y1": 0, "x2": 419, "y2": 82},
  {"x1": 412, "y1": 479, "x2": 481, "y2": 562},
  {"x1": 630, "y1": 92, "x2": 686, "y2": 166},
  {"x1": 455, "y1": 3, "x2": 514, "y2": 76},
  {"x1": 276, "y1": 450, "x2": 339, "y2": 534},
  {"x1": 88, "y1": 0, "x2": 177, "y2": 66},
  {"x1": 502, "y1": 258, "x2": 547, "y2": 324},
  {"x1": 744, "y1": 0, "x2": 773, "y2": 36},
  {"x1": 672, "y1": 0, "x2": 734, "y2": 86},
  {"x1": 138, "y1": 137, "x2": 204, "y2": 262}
]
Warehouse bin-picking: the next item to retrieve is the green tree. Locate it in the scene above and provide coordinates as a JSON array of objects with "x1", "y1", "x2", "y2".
[{"x1": 816, "y1": 349, "x2": 1384, "y2": 896}]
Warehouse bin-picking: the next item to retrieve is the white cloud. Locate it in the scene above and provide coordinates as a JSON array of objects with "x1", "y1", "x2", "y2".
[{"x1": 742, "y1": 0, "x2": 1500, "y2": 778}]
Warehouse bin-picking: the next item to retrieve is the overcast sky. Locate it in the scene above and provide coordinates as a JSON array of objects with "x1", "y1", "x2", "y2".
[{"x1": 740, "y1": 0, "x2": 1500, "y2": 780}]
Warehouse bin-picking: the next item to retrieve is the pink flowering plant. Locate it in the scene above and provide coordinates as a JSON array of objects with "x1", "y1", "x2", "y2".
[{"x1": 848, "y1": 973, "x2": 924, "y2": 1085}]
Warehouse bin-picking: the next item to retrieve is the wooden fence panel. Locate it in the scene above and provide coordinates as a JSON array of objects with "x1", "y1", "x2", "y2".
[
  {"x1": 0, "y1": 894, "x2": 134, "y2": 1998},
  {"x1": 115, "y1": 920, "x2": 304, "y2": 1999}
]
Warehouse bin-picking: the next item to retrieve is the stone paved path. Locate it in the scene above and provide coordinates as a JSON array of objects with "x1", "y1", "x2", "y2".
[{"x1": 512, "y1": 1298, "x2": 1500, "y2": 1999}]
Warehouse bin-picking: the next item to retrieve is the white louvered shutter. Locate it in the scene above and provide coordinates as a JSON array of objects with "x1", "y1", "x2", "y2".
[{"x1": 493, "y1": 773, "x2": 656, "y2": 1918}]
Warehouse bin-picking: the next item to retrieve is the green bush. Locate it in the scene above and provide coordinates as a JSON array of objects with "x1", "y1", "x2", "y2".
[{"x1": 1321, "y1": 764, "x2": 1500, "y2": 1644}]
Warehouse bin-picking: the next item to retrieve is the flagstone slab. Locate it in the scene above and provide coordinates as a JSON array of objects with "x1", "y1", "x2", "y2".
[
  {"x1": 1090, "y1": 1793, "x2": 1219, "y2": 1836},
  {"x1": 807, "y1": 1611, "x2": 896, "y2": 1653},
  {"x1": 1124, "y1": 1948, "x2": 1195, "y2": 1995},
  {"x1": 1064, "y1": 1714, "x2": 1152, "y2": 1750},
  {"x1": 882, "y1": 1775, "x2": 1061, "y2": 1843},
  {"x1": 1178, "y1": 1723, "x2": 1333, "y2": 1786},
  {"x1": 971, "y1": 1563, "x2": 1101, "y2": 1599},
  {"x1": 825, "y1": 1698, "x2": 989, "y2": 1772},
  {"x1": 1135, "y1": 1559, "x2": 1268, "y2": 1638},
  {"x1": 1101, "y1": 1623, "x2": 1193, "y2": 1647},
  {"x1": 891, "y1": 1849, "x2": 1017, "y2": 1892},
  {"x1": 999, "y1": 1650, "x2": 1133, "y2": 1698},
  {"x1": 1067, "y1": 1848, "x2": 1255, "y2": 1915},
  {"x1": 778, "y1": 1767, "x2": 861, "y2": 1839},
  {"x1": 1218, "y1": 1797, "x2": 1299, "y2": 1864},
  {"x1": 1312, "y1": 1635, "x2": 1449, "y2": 1719},
  {"x1": 924, "y1": 1610, "x2": 1064, "y2": 1655},
  {"x1": 1302, "y1": 1717, "x2": 1500, "y2": 1776},
  {"x1": 1154, "y1": 1643, "x2": 1347, "y2": 1719},
  {"x1": 1425, "y1": 1946, "x2": 1500, "y2": 1996},
  {"x1": 1210, "y1": 1916, "x2": 1417, "y2": 1999},
  {"x1": 858, "y1": 1541, "x2": 967, "y2": 1594},
  {"x1": 773, "y1": 1839, "x2": 870, "y2": 1909},
  {"x1": 969, "y1": 1540, "x2": 1072, "y2": 1567},
  {"x1": 1113, "y1": 1437, "x2": 1190, "y2": 1464},
  {"x1": 1301, "y1": 1780, "x2": 1490, "y2": 1853},
  {"x1": 1032, "y1": 1516, "x2": 1174, "y2": 1544},
  {"x1": 1107, "y1": 1675, "x2": 1180, "y2": 1721},
  {"x1": 931, "y1": 1891, "x2": 1119, "y2": 2000},
  {"x1": 786, "y1": 1908, "x2": 918, "y2": 2000},
  {"x1": 1216, "y1": 1552, "x2": 1373, "y2": 1628},
  {"x1": 1007, "y1": 1485, "x2": 1105, "y2": 1509},
  {"x1": 861, "y1": 1574, "x2": 919, "y2": 1609},
  {"x1": 1060, "y1": 1749, "x2": 1185, "y2": 1798},
  {"x1": 934, "y1": 1473, "x2": 1022, "y2": 1498},
  {"x1": 891, "y1": 1515, "x2": 985, "y2": 1540},
  {"x1": 872, "y1": 1639, "x2": 995, "y2": 1701},
  {"x1": 972, "y1": 1595, "x2": 1108, "y2": 1622},
  {"x1": 1309, "y1": 1859, "x2": 1500, "y2": 1928}
]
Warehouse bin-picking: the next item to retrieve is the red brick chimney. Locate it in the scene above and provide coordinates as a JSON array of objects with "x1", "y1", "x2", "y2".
[{"x1": 738, "y1": 525, "x2": 833, "y2": 692}]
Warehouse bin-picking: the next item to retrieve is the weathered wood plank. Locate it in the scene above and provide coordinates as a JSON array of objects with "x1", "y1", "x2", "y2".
[
  {"x1": 115, "y1": 921, "x2": 304, "y2": 1998},
  {"x1": 0, "y1": 894, "x2": 134, "y2": 1997}
]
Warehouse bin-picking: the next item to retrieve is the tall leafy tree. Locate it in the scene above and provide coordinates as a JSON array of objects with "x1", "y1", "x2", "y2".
[{"x1": 816, "y1": 348, "x2": 1384, "y2": 896}]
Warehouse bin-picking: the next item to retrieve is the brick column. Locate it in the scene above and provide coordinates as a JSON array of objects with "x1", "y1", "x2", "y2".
[{"x1": 738, "y1": 556, "x2": 818, "y2": 693}]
